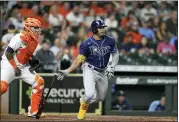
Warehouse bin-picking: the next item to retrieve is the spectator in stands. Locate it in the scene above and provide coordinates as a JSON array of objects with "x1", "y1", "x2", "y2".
[
  {"x1": 140, "y1": 2, "x2": 157, "y2": 21},
  {"x1": 66, "y1": 5, "x2": 84, "y2": 33},
  {"x1": 1, "y1": 5, "x2": 10, "y2": 31},
  {"x1": 70, "y1": 40, "x2": 81, "y2": 60},
  {"x1": 151, "y1": 16, "x2": 161, "y2": 32},
  {"x1": 50, "y1": 38, "x2": 63, "y2": 60},
  {"x1": 9, "y1": 8, "x2": 24, "y2": 30},
  {"x1": 60, "y1": 48, "x2": 72, "y2": 70},
  {"x1": 170, "y1": 36, "x2": 178, "y2": 51},
  {"x1": 110, "y1": 31, "x2": 119, "y2": 47},
  {"x1": 127, "y1": 2, "x2": 141, "y2": 19},
  {"x1": 166, "y1": 10, "x2": 177, "y2": 36},
  {"x1": 174, "y1": 38, "x2": 178, "y2": 50},
  {"x1": 7, "y1": 1, "x2": 17, "y2": 10},
  {"x1": 105, "y1": 14, "x2": 118, "y2": 30},
  {"x1": 138, "y1": 37, "x2": 154, "y2": 56},
  {"x1": 40, "y1": 1, "x2": 54, "y2": 8},
  {"x1": 41, "y1": 12, "x2": 51, "y2": 30},
  {"x1": 19, "y1": 1, "x2": 30, "y2": 18},
  {"x1": 120, "y1": 10, "x2": 136, "y2": 32},
  {"x1": 90, "y1": 1, "x2": 105, "y2": 16},
  {"x1": 139, "y1": 19, "x2": 155, "y2": 41},
  {"x1": 48, "y1": 5, "x2": 65, "y2": 28},
  {"x1": 36, "y1": 39, "x2": 55, "y2": 64},
  {"x1": 156, "y1": 21, "x2": 170, "y2": 42},
  {"x1": 1, "y1": 24, "x2": 17, "y2": 50},
  {"x1": 157, "y1": 1, "x2": 170, "y2": 21},
  {"x1": 28, "y1": 4, "x2": 43, "y2": 21},
  {"x1": 56, "y1": 30, "x2": 69, "y2": 46},
  {"x1": 67, "y1": 26, "x2": 87, "y2": 48},
  {"x1": 1, "y1": 1, "x2": 178, "y2": 70},
  {"x1": 35, "y1": 39, "x2": 56, "y2": 72},
  {"x1": 127, "y1": 21, "x2": 142, "y2": 44},
  {"x1": 84, "y1": 9, "x2": 101, "y2": 28},
  {"x1": 77, "y1": 27, "x2": 88, "y2": 42},
  {"x1": 34, "y1": 33, "x2": 44, "y2": 55},
  {"x1": 57, "y1": 2, "x2": 70, "y2": 18},
  {"x1": 157, "y1": 36, "x2": 176, "y2": 55},
  {"x1": 148, "y1": 93, "x2": 165, "y2": 112},
  {"x1": 112, "y1": 90, "x2": 132, "y2": 111},
  {"x1": 120, "y1": 34, "x2": 140, "y2": 54}
]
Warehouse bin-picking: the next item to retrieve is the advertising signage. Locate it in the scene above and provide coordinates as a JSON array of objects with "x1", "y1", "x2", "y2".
[{"x1": 21, "y1": 75, "x2": 99, "y2": 113}]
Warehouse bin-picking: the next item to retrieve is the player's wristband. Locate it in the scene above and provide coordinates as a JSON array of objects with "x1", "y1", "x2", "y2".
[{"x1": 9, "y1": 59, "x2": 17, "y2": 69}]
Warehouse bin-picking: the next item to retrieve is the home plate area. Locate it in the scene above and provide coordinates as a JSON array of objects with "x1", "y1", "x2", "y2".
[{"x1": 1, "y1": 114, "x2": 177, "y2": 122}]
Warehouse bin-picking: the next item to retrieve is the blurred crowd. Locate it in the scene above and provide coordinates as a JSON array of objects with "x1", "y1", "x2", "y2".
[{"x1": 0, "y1": 1, "x2": 178, "y2": 72}]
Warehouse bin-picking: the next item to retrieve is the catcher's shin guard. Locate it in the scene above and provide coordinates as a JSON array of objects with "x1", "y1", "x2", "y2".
[
  {"x1": 30, "y1": 75, "x2": 44, "y2": 114},
  {"x1": 0, "y1": 80, "x2": 8, "y2": 95},
  {"x1": 77, "y1": 98, "x2": 89, "y2": 120}
]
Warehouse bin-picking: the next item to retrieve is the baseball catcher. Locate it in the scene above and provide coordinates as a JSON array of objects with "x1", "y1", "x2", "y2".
[{"x1": 0, "y1": 18, "x2": 45, "y2": 118}]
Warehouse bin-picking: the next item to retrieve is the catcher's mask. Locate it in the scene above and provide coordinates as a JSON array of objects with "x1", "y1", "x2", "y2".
[{"x1": 24, "y1": 18, "x2": 41, "y2": 41}]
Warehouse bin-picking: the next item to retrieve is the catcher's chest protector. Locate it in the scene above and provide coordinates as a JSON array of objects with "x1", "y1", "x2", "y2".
[{"x1": 16, "y1": 32, "x2": 38, "y2": 64}]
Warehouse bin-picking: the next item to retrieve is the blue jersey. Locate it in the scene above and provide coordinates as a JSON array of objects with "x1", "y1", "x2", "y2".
[{"x1": 79, "y1": 35, "x2": 118, "y2": 69}]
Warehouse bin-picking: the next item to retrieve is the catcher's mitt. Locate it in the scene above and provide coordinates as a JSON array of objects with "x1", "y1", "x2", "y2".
[{"x1": 29, "y1": 56, "x2": 41, "y2": 72}]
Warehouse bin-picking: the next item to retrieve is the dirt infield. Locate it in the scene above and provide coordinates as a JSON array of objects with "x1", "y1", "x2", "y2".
[{"x1": 0, "y1": 114, "x2": 177, "y2": 122}]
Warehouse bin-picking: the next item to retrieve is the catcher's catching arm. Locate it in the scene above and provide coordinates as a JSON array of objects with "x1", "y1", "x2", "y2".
[
  {"x1": 29, "y1": 56, "x2": 41, "y2": 72},
  {"x1": 5, "y1": 47, "x2": 21, "y2": 76}
]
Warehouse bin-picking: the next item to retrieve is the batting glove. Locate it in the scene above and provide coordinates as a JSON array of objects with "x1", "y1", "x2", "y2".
[
  {"x1": 57, "y1": 70, "x2": 69, "y2": 80},
  {"x1": 105, "y1": 66, "x2": 115, "y2": 80}
]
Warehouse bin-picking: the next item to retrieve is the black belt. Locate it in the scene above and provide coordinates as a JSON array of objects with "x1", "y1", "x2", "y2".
[{"x1": 87, "y1": 64, "x2": 105, "y2": 72}]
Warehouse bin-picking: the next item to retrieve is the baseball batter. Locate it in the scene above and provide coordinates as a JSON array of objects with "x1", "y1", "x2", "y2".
[
  {"x1": 57, "y1": 20, "x2": 119, "y2": 120},
  {"x1": 0, "y1": 18, "x2": 44, "y2": 117}
]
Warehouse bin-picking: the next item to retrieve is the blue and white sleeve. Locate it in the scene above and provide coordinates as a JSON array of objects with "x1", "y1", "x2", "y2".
[
  {"x1": 148, "y1": 101, "x2": 160, "y2": 112},
  {"x1": 111, "y1": 38, "x2": 118, "y2": 54}
]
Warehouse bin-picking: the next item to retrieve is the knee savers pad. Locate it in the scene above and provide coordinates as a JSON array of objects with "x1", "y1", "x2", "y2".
[
  {"x1": 1, "y1": 81, "x2": 8, "y2": 94},
  {"x1": 33, "y1": 76, "x2": 44, "y2": 92}
]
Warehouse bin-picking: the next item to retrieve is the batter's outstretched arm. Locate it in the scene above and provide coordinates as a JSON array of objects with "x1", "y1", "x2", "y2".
[
  {"x1": 66, "y1": 56, "x2": 83, "y2": 73},
  {"x1": 56, "y1": 54, "x2": 85, "y2": 80}
]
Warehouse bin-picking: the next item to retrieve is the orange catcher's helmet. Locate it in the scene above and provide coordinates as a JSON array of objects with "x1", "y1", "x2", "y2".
[
  {"x1": 25, "y1": 18, "x2": 41, "y2": 29},
  {"x1": 24, "y1": 18, "x2": 41, "y2": 40}
]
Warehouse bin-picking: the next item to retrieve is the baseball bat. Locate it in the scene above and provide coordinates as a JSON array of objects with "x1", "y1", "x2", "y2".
[{"x1": 36, "y1": 75, "x2": 56, "y2": 119}]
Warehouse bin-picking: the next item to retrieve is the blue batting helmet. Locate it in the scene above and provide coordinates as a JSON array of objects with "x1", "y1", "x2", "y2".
[{"x1": 91, "y1": 20, "x2": 107, "y2": 33}]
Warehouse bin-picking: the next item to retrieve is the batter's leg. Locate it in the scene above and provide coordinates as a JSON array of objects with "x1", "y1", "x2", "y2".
[
  {"x1": 77, "y1": 64, "x2": 96, "y2": 120},
  {"x1": 90, "y1": 73, "x2": 108, "y2": 104},
  {"x1": 82, "y1": 65, "x2": 96, "y2": 103}
]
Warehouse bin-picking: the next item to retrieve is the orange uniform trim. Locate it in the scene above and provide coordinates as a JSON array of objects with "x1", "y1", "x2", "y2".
[
  {"x1": 9, "y1": 59, "x2": 17, "y2": 68},
  {"x1": 1, "y1": 80, "x2": 8, "y2": 94}
]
